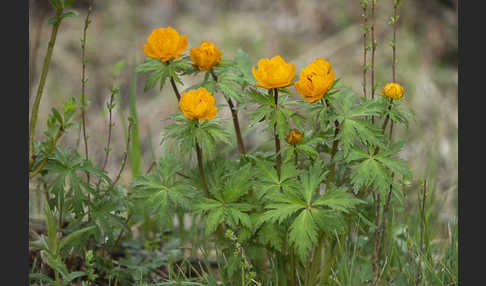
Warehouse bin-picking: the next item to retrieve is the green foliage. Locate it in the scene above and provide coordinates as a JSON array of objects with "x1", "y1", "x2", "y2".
[
  {"x1": 260, "y1": 159, "x2": 362, "y2": 260},
  {"x1": 28, "y1": 19, "x2": 453, "y2": 286},
  {"x1": 161, "y1": 114, "x2": 232, "y2": 158},
  {"x1": 136, "y1": 56, "x2": 192, "y2": 92},
  {"x1": 131, "y1": 157, "x2": 194, "y2": 225},
  {"x1": 194, "y1": 163, "x2": 254, "y2": 235}
]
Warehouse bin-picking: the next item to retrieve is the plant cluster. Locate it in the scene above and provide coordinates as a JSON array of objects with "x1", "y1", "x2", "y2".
[{"x1": 29, "y1": 1, "x2": 457, "y2": 285}]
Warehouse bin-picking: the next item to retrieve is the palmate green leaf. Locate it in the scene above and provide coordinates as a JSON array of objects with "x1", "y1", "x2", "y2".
[
  {"x1": 227, "y1": 208, "x2": 252, "y2": 229},
  {"x1": 260, "y1": 203, "x2": 304, "y2": 224},
  {"x1": 131, "y1": 158, "x2": 193, "y2": 224},
  {"x1": 135, "y1": 58, "x2": 164, "y2": 73},
  {"x1": 215, "y1": 80, "x2": 243, "y2": 103},
  {"x1": 388, "y1": 101, "x2": 415, "y2": 128},
  {"x1": 330, "y1": 87, "x2": 355, "y2": 115},
  {"x1": 311, "y1": 209, "x2": 348, "y2": 235},
  {"x1": 161, "y1": 114, "x2": 231, "y2": 158},
  {"x1": 350, "y1": 157, "x2": 392, "y2": 194},
  {"x1": 257, "y1": 222, "x2": 284, "y2": 251},
  {"x1": 301, "y1": 159, "x2": 327, "y2": 204},
  {"x1": 254, "y1": 160, "x2": 301, "y2": 200},
  {"x1": 348, "y1": 98, "x2": 386, "y2": 118},
  {"x1": 312, "y1": 187, "x2": 363, "y2": 212},
  {"x1": 144, "y1": 67, "x2": 168, "y2": 92},
  {"x1": 289, "y1": 210, "x2": 319, "y2": 260},
  {"x1": 337, "y1": 118, "x2": 384, "y2": 151},
  {"x1": 204, "y1": 208, "x2": 225, "y2": 236},
  {"x1": 233, "y1": 49, "x2": 255, "y2": 85},
  {"x1": 222, "y1": 164, "x2": 252, "y2": 203},
  {"x1": 375, "y1": 155, "x2": 412, "y2": 178}
]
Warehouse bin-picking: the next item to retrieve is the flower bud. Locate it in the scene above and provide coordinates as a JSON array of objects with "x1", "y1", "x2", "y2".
[
  {"x1": 189, "y1": 41, "x2": 222, "y2": 70},
  {"x1": 295, "y1": 58, "x2": 334, "y2": 103},
  {"x1": 381, "y1": 82, "x2": 404, "y2": 100},
  {"x1": 251, "y1": 55, "x2": 295, "y2": 89},
  {"x1": 286, "y1": 129, "x2": 304, "y2": 145},
  {"x1": 179, "y1": 87, "x2": 217, "y2": 121},
  {"x1": 142, "y1": 26, "x2": 188, "y2": 62}
]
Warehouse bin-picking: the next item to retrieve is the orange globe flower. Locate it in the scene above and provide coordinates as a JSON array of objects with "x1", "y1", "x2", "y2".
[
  {"x1": 252, "y1": 55, "x2": 295, "y2": 89},
  {"x1": 189, "y1": 41, "x2": 222, "y2": 70},
  {"x1": 179, "y1": 87, "x2": 217, "y2": 121},
  {"x1": 295, "y1": 58, "x2": 335, "y2": 103},
  {"x1": 381, "y1": 82, "x2": 404, "y2": 99},
  {"x1": 286, "y1": 129, "x2": 304, "y2": 145},
  {"x1": 142, "y1": 26, "x2": 188, "y2": 62}
]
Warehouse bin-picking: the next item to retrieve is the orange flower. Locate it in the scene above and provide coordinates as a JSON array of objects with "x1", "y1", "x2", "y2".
[
  {"x1": 189, "y1": 41, "x2": 222, "y2": 70},
  {"x1": 295, "y1": 58, "x2": 335, "y2": 103},
  {"x1": 252, "y1": 55, "x2": 295, "y2": 89},
  {"x1": 142, "y1": 26, "x2": 188, "y2": 62},
  {"x1": 179, "y1": 87, "x2": 217, "y2": 121},
  {"x1": 286, "y1": 129, "x2": 304, "y2": 145},
  {"x1": 381, "y1": 82, "x2": 404, "y2": 99}
]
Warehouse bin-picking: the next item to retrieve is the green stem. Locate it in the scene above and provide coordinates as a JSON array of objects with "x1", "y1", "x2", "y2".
[
  {"x1": 169, "y1": 76, "x2": 181, "y2": 101},
  {"x1": 310, "y1": 236, "x2": 324, "y2": 285},
  {"x1": 177, "y1": 211, "x2": 185, "y2": 245},
  {"x1": 29, "y1": 9, "x2": 63, "y2": 170},
  {"x1": 324, "y1": 99, "x2": 341, "y2": 192},
  {"x1": 273, "y1": 88, "x2": 281, "y2": 179},
  {"x1": 29, "y1": 126, "x2": 63, "y2": 179},
  {"x1": 195, "y1": 137, "x2": 210, "y2": 198},
  {"x1": 210, "y1": 68, "x2": 246, "y2": 155}
]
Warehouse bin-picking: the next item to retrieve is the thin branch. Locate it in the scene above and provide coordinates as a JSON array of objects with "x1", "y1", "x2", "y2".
[
  {"x1": 210, "y1": 69, "x2": 246, "y2": 155},
  {"x1": 101, "y1": 88, "x2": 116, "y2": 171},
  {"x1": 324, "y1": 99, "x2": 341, "y2": 192},
  {"x1": 361, "y1": 0, "x2": 369, "y2": 99},
  {"x1": 370, "y1": 0, "x2": 376, "y2": 123},
  {"x1": 146, "y1": 161, "x2": 156, "y2": 174},
  {"x1": 80, "y1": 0, "x2": 94, "y2": 183},
  {"x1": 195, "y1": 139, "x2": 210, "y2": 198},
  {"x1": 170, "y1": 76, "x2": 181, "y2": 101},
  {"x1": 113, "y1": 121, "x2": 132, "y2": 185}
]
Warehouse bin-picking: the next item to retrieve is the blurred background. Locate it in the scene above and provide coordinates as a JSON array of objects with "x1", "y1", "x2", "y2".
[{"x1": 29, "y1": 0, "x2": 457, "y2": 225}]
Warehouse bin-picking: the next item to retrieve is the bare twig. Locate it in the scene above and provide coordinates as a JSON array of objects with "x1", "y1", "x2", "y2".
[
  {"x1": 110, "y1": 213, "x2": 133, "y2": 252},
  {"x1": 80, "y1": 0, "x2": 94, "y2": 183},
  {"x1": 370, "y1": 0, "x2": 376, "y2": 123},
  {"x1": 113, "y1": 121, "x2": 132, "y2": 185},
  {"x1": 361, "y1": 0, "x2": 369, "y2": 99},
  {"x1": 210, "y1": 69, "x2": 246, "y2": 155},
  {"x1": 146, "y1": 161, "x2": 156, "y2": 174},
  {"x1": 101, "y1": 88, "x2": 116, "y2": 171}
]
